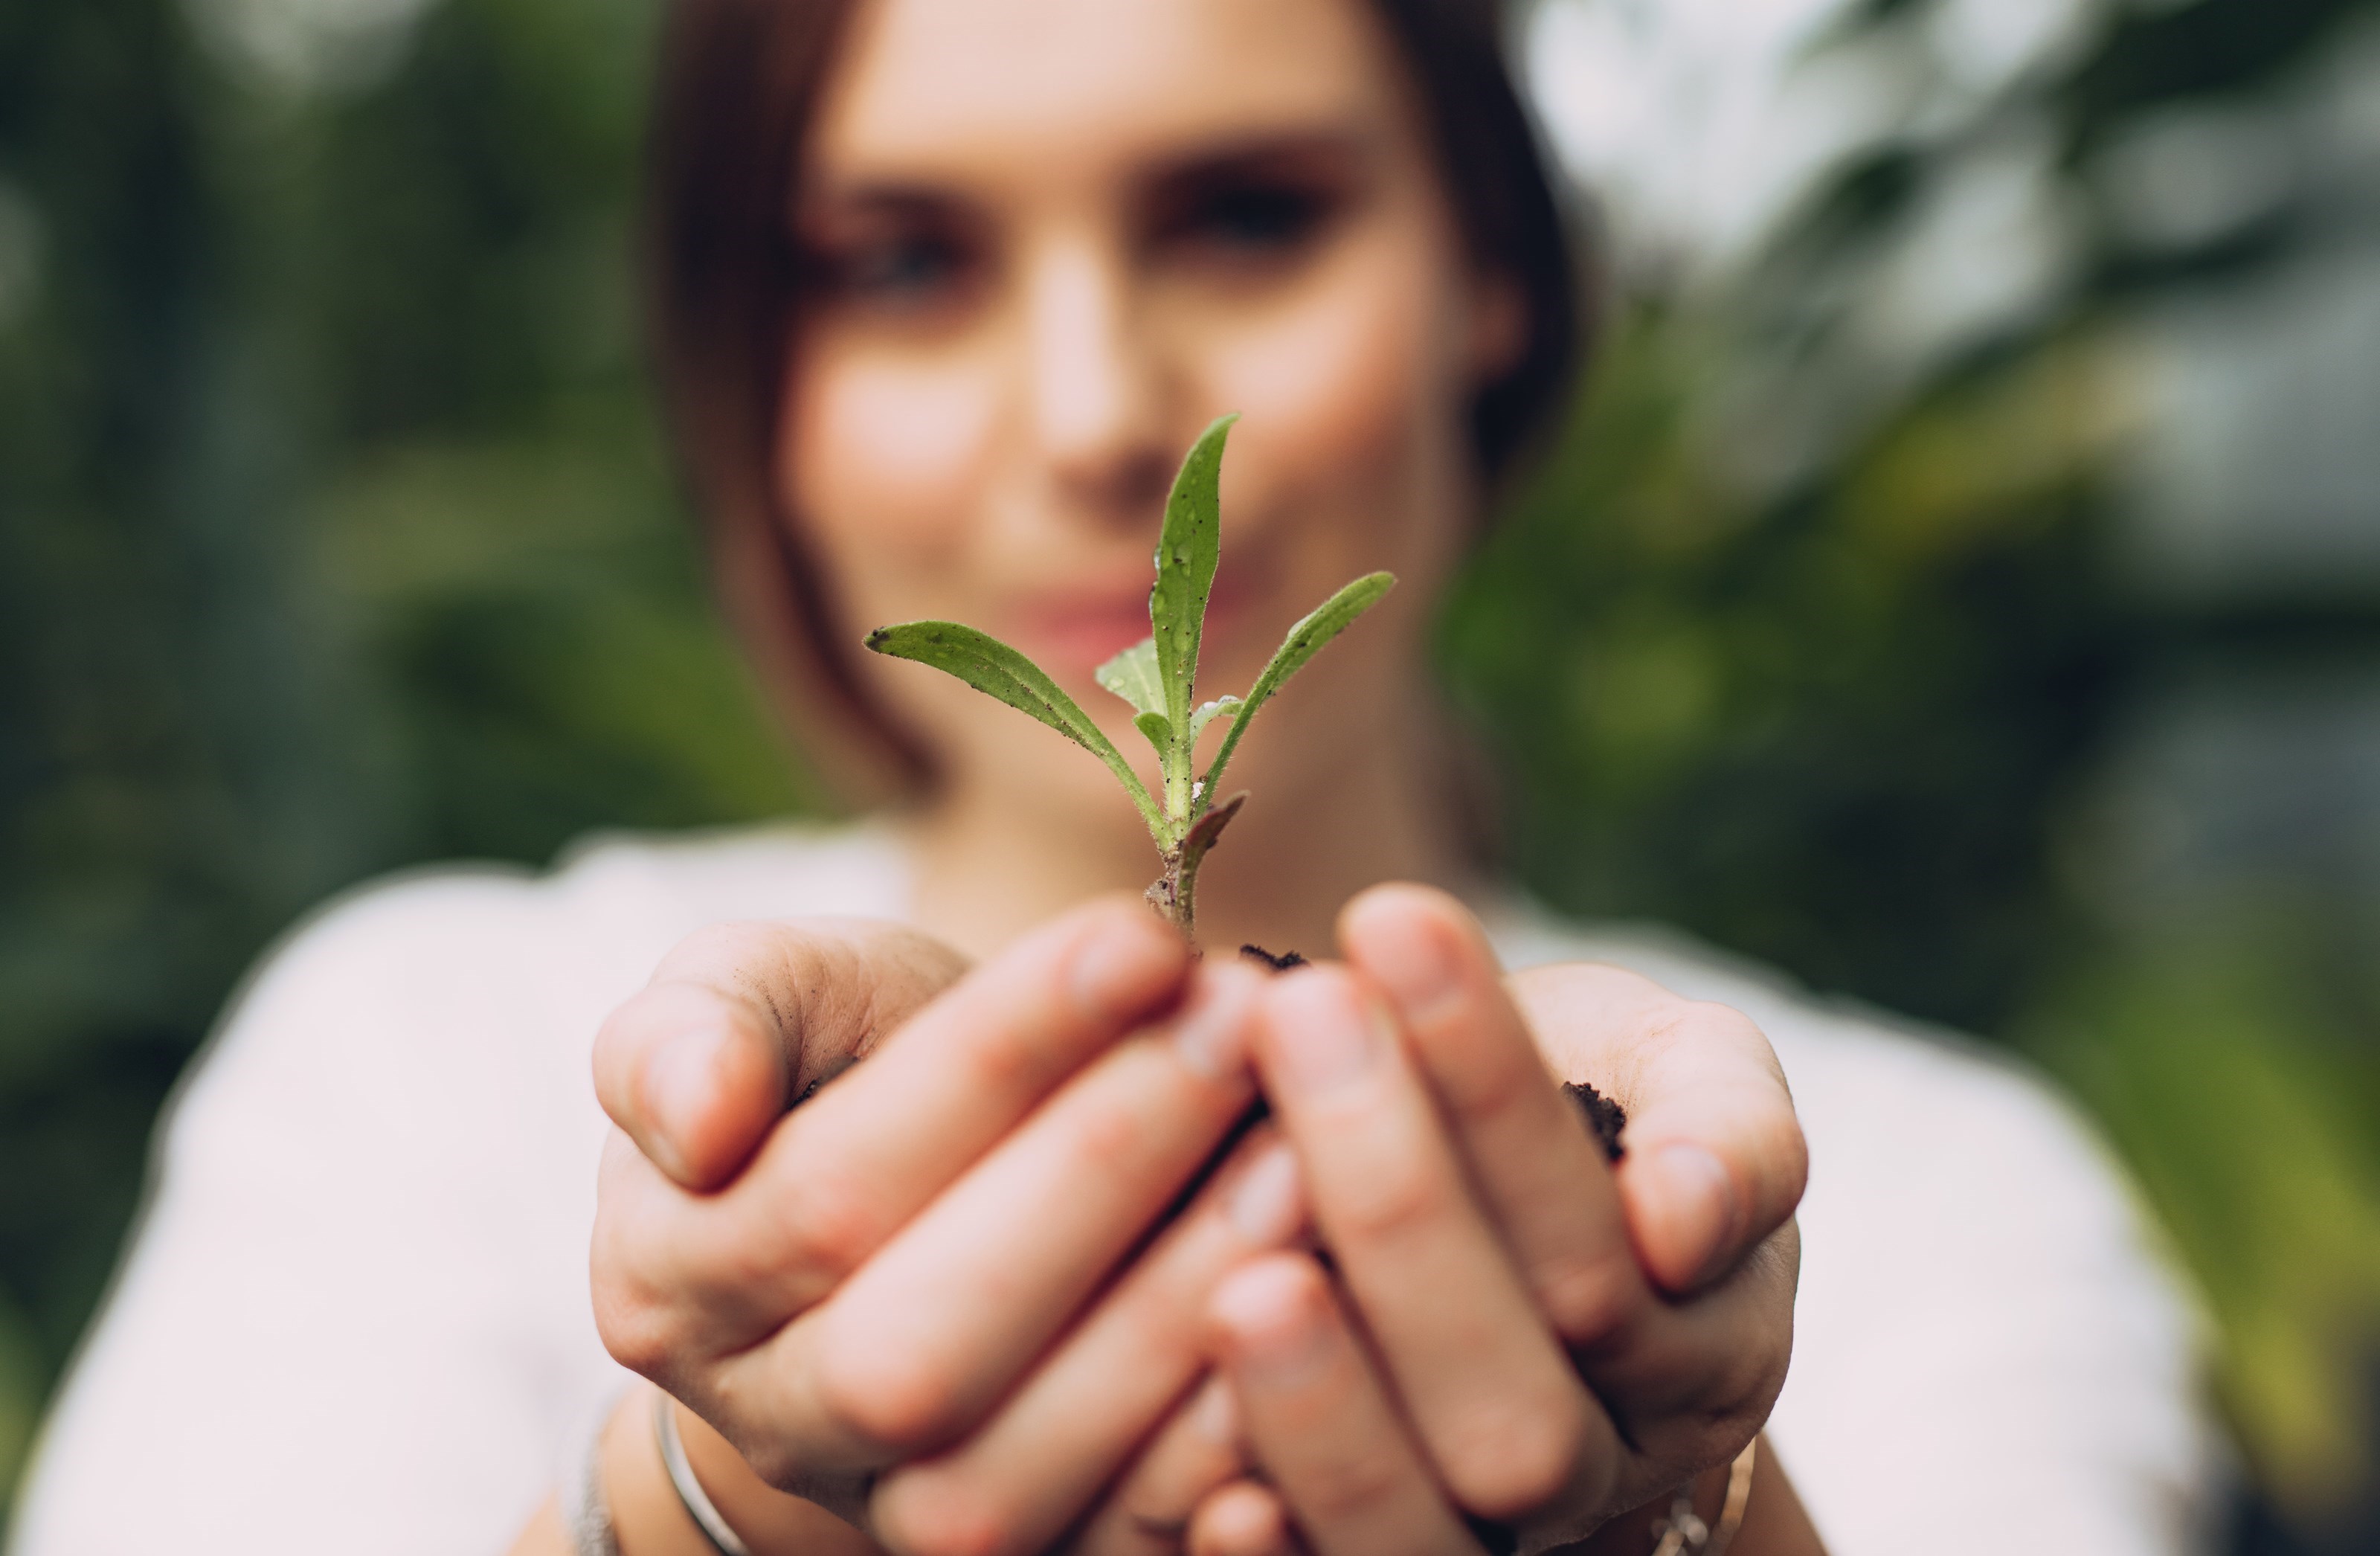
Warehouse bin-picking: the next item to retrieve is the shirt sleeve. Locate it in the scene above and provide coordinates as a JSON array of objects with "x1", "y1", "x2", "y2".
[
  {"x1": 1765, "y1": 1019, "x2": 2226, "y2": 1556},
  {"x1": 9, "y1": 872, "x2": 628, "y2": 1556}
]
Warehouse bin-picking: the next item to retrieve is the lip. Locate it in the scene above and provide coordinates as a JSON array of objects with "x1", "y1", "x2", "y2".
[{"x1": 1004, "y1": 561, "x2": 1261, "y2": 685}]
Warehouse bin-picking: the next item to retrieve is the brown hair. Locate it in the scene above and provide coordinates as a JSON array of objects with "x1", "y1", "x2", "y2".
[{"x1": 646, "y1": 0, "x2": 1585, "y2": 797}]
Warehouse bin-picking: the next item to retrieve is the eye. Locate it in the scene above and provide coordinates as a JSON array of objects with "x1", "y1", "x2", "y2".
[
  {"x1": 797, "y1": 203, "x2": 984, "y2": 320},
  {"x1": 829, "y1": 231, "x2": 970, "y2": 304},
  {"x1": 1157, "y1": 177, "x2": 1339, "y2": 268},
  {"x1": 1183, "y1": 183, "x2": 1327, "y2": 250}
]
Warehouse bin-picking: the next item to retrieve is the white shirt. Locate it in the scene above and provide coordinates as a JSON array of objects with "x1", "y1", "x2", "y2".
[{"x1": 10, "y1": 823, "x2": 2222, "y2": 1554}]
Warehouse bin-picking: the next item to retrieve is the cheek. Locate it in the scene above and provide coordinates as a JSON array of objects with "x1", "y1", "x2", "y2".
[
  {"x1": 779, "y1": 338, "x2": 1000, "y2": 586},
  {"x1": 1203, "y1": 235, "x2": 1472, "y2": 566}
]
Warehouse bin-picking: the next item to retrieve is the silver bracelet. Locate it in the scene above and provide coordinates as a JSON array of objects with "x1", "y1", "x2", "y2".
[
  {"x1": 1649, "y1": 1438, "x2": 1757, "y2": 1556},
  {"x1": 654, "y1": 1391, "x2": 756, "y2": 1556}
]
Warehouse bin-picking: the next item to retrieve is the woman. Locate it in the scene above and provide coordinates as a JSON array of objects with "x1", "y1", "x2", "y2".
[{"x1": 10, "y1": 0, "x2": 2213, "y2": 1553}]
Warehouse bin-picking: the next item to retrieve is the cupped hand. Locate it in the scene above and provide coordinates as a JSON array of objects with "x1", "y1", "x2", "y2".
[
  {"x1": 1167, "y1": 886, "x2": 1807, "y2": 1555},
  {"x1": 588, "y1": 897, "x2": 1296, "y2": 1547},
  {"x1": 586, "y1": 885, "x2": 1807, "y2": 1556}
]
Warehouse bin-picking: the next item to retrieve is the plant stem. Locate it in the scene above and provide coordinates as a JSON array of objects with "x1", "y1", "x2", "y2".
[
  {"x1": 1142, "y1": 791, "x2": 1245, "y2": 944},
  {"x1": 1145, "y1": 847, "x2": 1194, "y2": 939}
]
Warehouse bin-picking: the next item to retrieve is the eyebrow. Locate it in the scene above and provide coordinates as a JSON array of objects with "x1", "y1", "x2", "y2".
[
  {"x1": 795, "y1": 123, "x2": 1384, "y2": 228},
  {"x1": 1142, "y1": 126, "x2": 1382, "y2": 189},
  {"x1": 1137, "y1": 126, "x2": 1379, "y2": 210},
  {"x1": 791, "y1": 183, "x2": 965, "y2": 230}
]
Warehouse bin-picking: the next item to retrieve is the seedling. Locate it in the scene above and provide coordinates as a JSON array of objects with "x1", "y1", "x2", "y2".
[{"x1": 865, "y1": 414, "x2": 1395, "y2": 940}]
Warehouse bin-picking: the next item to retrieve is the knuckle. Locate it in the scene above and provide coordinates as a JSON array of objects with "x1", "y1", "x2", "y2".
[
  {"x1": 1641, "y1": 997, "x2": 1755, "y2": 1061},
  {"x1": 956, "y1": 1015, "x2": 1045, "y2": 1096},
  {"x1": 589, "y1": 1219, "x2": 693, "y2": 1379},
  {"x1": 1676, "y1": 1401, "x2": 1767, "y2": 1479},
  {"x1": 872, "y1": 1473, "x2": 1018, "y2": 1556},
  {"x1": 591, "y1": 1288, "x2": 679, "y2": 1382},
  {"x1": 733, "y1": 1433, "x2": 804, "y2": 1491},
  {"x1": 811, "y1": 1336, "x2": 966, "y2": 1456},
  {"x1": 1299, "y1": 1450, "x2": 1411, "y2": 1525},
  {"x1": 1067, "y1": 1089, "x2": 1154, "y2": 1179},
  {"x1": 1534, "y1": 1249, "x2": 1646, "y2": 1347},
  {"x1": 1769, "y1": 1117, "x2": 1812, "y2": 1203},
  {"x1": 1712, "y1": 1325, "x2": 1793, "y2": 1421},
  {"x1": 1442, "y1": 1400, "x2": 1588, "y2": 1521},
  {"x1": 1328, "y1": 1156, "x2": 1456, "y2": 1245},
  {"x1": 768, "y1": 1162, "x2": 890, "y2": 1282},
  {"x1": 1440, "y1": 1037, "x2": 1542, "y2": 1123}
]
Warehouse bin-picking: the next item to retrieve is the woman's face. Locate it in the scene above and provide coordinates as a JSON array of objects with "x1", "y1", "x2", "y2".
[{"x1": 781, "y1": 0, "x2": 1519, "y2": 818}]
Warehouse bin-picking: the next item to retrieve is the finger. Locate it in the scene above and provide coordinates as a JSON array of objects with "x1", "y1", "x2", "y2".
[
  {"x1": 594, "y1": 917, "x2": 968, "y2": 1188},
  {"x1": 594, "y1": 896, "x2": 1191, "y2": 1361},
  {"x1": 878, "y1": 1120, "x2": 1300, "y2": 1556},
  {"x1": 1061, "y1": 1377, "x2": 1249, "y2": 1556},
  {"x1": 729, "y1": 965, "x2": 1267, "y2": 1475},
  {"x1": 1577, "y1": 1220, "x2": 1800, "y2": 1446},
  {"x1": 1509, "y1": 964, "x2": 1807, "y2": 1293},
  {"x1": 1338, "y1": 886, "x2": 1651, "y2": 1346},
  {"x1": 1209, "y1": 1255, "x2": 1480, "y2": 1556},
  {"x1": 1251, "y1": 968, "x2": 1613, "y2": 1525},
  {"x1": 1186, "y1": 1481, "x2": 1300, "y2": 1556}
]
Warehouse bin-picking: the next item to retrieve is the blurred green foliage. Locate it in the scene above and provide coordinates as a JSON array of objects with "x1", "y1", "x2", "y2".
[
  {"x1": 1445, "y1": 0, "x2": 2380, "y2": 1532},
  {"x1": 2, "y1": 0, "x2": 2377, "y2": 1546},
  {"x1": 0, "y1": 0, "x2": 815, "y2": 1525}
]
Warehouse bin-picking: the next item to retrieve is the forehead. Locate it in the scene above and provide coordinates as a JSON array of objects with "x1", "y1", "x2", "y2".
[{"x1": 809, "y1": 0, "x2": 1409, "y2": 183}]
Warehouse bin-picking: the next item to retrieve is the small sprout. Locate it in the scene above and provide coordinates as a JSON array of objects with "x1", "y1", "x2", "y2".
[{"x1": 864, "y1": 414, "x2": 1395, "y2": 940}]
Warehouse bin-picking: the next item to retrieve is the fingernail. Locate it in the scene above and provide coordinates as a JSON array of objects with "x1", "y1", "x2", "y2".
[
  {"x1": 1267, "y1": 980, "x2": 1386, "y2": 1099},
  {"x1": 1640, "y1": 1142, "x2": 1741, "y2": 1288},
  {"x1": 1173, "y1": 968, "x2": 1259, "y2": 1081},
  {"x1": 1360, "y1": 918, "x2": 1465, "y2": 1026},
  {"x1": 1070, "y1": 919, "x2": 1175, "y2": 1023},
  {"x1": 643, "y1": 1029, "x2": 725, "y2": 1178},
  {"x1": 1226, "y1": 1139, "x2": 1305, "y2": 1245},
  {"x1": 1216, "y1": 1265, "x2": 1331, "y2": 1386}
]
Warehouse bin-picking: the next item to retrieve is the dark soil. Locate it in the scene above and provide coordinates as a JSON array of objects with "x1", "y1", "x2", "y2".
[{"x1": 1564, "y1": 1081, "x2": 1627, "y2": 1163}]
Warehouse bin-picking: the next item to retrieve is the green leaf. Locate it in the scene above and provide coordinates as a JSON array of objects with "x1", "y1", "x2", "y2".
[
  {"x1": 1096, "y1": 637, "x2": 1167, "y2": 718},
  {"x1": 866, "y1": 621, "x2": 1166, "y2": 838},
  {"x1": 1200, "y1": 572, "x2": 1396, "y2": 806},
  {"x1": 1151, "y1": 414, "x2": 1237, "y2": 740},
  {"x1": 1134, "y1": 710, "x2": 1173, "y2": 756},
  {"x1": 1189, "y1": 697, "x2": 1242, "y2": 743}
]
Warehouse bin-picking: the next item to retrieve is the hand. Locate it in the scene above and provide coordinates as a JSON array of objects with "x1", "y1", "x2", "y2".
[
  {"x1": 588, "y1": 898, "x2": 1296, "y2": 1549},
  {"x1": 1171, "y1": 886, "x2": 1807, "y2": 1554}
]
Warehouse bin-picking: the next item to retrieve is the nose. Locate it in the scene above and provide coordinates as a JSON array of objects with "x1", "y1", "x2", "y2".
[{"x1": 1016, "y1": 228, "x2": 1173, "y2": 522}]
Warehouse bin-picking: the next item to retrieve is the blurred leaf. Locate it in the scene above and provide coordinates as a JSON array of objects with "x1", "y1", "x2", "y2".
[
  {"x1": 1202, "y1": 571, "x2": 1397, "y2": 801},
  {"x1": 2018, "y1": 936, "x2": 2380, "y2": 1511},
  {"x1": 0, "y1": 1290, "x2": 39, "y2": 1508}
]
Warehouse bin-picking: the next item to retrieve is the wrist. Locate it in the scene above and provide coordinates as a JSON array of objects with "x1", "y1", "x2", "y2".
[
  {"x1": 604, "y1": 1386, "x2": 878, "y2": 1556},
  {"x1": 1563, "y1": 1448, "x2": 1746, "y2": 1556}
]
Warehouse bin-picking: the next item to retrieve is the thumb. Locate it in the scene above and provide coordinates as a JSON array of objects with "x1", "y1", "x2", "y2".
[{"x1": 594, "y1": 917, "x2": 968, "y2": 1189}]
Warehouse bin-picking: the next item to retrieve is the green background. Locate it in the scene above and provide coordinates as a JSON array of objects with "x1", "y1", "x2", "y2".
[{"x1": 2, "y1": 0, "x2": 2376, "y2": 1547}]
